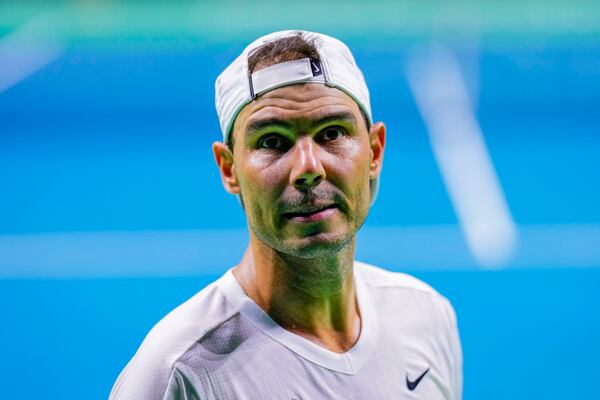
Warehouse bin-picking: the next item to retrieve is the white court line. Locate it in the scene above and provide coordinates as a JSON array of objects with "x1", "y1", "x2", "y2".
[
  {"x1": 406, "y1": 45, "x2": 518, "y2": 268},
  {"x1": 0, "y1": 225, "x2": 599, "y2": 278},
  {"x1": 0, "y1": 16, "x2": 66, "y2": 94},
  {"x1": 0, "y1": 229, "x2": 250, "y2": 278}
]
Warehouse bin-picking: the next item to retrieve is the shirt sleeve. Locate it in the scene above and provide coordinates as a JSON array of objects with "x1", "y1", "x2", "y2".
[{"x1": 108, "y1": 348, "x2": 173, "y2": 400}]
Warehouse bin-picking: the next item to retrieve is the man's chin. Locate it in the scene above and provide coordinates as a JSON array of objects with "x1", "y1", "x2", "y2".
[{"x1": 279, "y1": 230, "x2": 354, "y2": 259}]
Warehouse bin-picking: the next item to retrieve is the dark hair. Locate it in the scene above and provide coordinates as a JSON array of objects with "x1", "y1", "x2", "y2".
[
  {"x1": 248, "y1": 32, "x2": 321, "y2": 74},
  {"x1": 227, "y1": 31, "x2": 369, "y2": 152}
]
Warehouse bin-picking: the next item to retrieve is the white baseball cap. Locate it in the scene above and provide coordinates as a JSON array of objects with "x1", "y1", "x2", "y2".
[{"x1": 215, "y1": 30, "x2": 379, "y2": 205}]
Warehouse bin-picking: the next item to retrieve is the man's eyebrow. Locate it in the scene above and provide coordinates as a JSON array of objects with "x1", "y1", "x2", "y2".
[
  {"x1": 245, "y1": 111, "x2": 359, "y2": 136},
  {"x1": 312, "y1": 111, "x2": 358, "y2": 128},
  {"x1": 245, "y1": 118, "x2": 292, "y2": 136}
]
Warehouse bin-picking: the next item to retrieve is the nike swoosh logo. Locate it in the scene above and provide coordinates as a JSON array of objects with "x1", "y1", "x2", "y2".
[
  {"x1": 406, "y1": 367, "x2": 430, "y2": 391},
  {"x1": 311, "y1": 61, "x2": 320, "y2": 73}
]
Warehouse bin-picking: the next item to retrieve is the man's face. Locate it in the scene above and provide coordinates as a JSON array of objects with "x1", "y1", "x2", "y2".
[{"x1": 225, "y1": 83, "x2": 382, "y2": 258}]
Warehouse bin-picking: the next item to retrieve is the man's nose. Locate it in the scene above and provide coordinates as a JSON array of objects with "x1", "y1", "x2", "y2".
[{"x1": 289, "y1": 137, "x2": 326, "y2": 190}]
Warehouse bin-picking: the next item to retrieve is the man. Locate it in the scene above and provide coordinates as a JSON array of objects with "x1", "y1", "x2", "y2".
[{"x1": 110, "y1": 30, "x2": 462, "y2": 400}]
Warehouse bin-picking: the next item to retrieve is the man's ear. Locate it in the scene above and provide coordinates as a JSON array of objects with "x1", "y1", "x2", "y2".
[
  {"x1": 212, "y1": 141, "x2": 240, "y2": 194},
  {"x1": 368, "y1": 122, "x2": 386, "y2": 179}
]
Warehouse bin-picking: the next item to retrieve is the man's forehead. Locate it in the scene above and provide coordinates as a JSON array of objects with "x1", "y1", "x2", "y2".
[{"x1": 235, "y1": 83, "x2": 363, "y2": 131}]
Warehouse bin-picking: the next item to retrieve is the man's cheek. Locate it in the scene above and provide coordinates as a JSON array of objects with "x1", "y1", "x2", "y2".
[{"x1": 256, "y1": 168, "x2": 287, "y2": 192}]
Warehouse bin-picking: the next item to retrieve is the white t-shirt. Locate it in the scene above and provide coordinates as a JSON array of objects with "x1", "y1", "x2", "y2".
[{"x1": 109, "y1": 261, "x2": 462, "y2": 399}]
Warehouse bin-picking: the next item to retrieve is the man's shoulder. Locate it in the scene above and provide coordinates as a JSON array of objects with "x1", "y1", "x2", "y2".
[
  {"x1": 355, "y1": 260, "x2": 442, "y2": 297},
  {"x1": 355, "y1": 260, "x2": 457, "y2": 319},
  {"x1": 109, "y1": 273, "x2": 236, "y2": 400}
]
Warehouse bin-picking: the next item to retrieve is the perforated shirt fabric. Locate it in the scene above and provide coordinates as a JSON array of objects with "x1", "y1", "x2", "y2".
[{"x1": 109, "y1": 261, "x2": 462, "y2": 400}]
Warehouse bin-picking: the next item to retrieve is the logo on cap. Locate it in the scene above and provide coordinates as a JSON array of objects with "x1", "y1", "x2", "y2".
[{"x1": 310, "y1": 59, "x2": 323, "y2": 77}]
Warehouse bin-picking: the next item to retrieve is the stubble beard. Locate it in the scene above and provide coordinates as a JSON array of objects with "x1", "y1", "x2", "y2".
[{"x1": 243, "y1": 177, "x2": 371, "y2": 261}]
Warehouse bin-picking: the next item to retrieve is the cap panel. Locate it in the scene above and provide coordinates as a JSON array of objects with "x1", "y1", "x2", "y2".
[
  {"x1": 215, "y1": 51, "x2": 252, "y2": 140},
  {"x1": 315, "y1": 34, "x2": 372, "y2": 124}
]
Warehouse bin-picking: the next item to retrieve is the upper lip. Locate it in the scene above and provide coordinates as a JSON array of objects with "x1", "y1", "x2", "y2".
[{"x1": 282, "y1": 203, "x2": 337, "y2": 217}]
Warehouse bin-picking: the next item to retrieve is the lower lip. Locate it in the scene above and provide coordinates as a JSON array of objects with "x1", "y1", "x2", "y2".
[{"x1": 288, "y1": 207, "x2": 338, "y2": 223}]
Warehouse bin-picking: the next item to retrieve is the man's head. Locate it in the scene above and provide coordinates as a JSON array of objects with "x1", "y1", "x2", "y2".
[{"x1": 213, "y1": 30, "x2": 385, "y2": 258}]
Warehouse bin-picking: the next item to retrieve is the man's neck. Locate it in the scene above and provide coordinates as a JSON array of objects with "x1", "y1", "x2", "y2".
[{"x1": 232, "y1": 234, "x2": 361, "y2": 353}]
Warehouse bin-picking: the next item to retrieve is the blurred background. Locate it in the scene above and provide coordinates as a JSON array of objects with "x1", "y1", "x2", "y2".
[{"x1": 1, "y1": 0, "x2": 599, "y2": 398}]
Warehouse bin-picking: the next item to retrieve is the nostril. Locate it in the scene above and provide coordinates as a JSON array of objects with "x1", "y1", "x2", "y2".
[{"x1": 295, "y1": 178, "x2": 306, "y2": 187}]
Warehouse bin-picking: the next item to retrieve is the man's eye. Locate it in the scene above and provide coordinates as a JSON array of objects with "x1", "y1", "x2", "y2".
[
  {"x1": 320, "y1": 127, "x2": 346, "y2": 142},
  {"x1": 258, "y1": 135, "x2": 286, "y2": 149}
]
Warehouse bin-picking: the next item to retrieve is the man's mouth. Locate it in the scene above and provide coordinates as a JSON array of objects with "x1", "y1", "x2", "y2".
[{"x1": 282, "y1": 204, "x2": 338, "y2": 222}]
